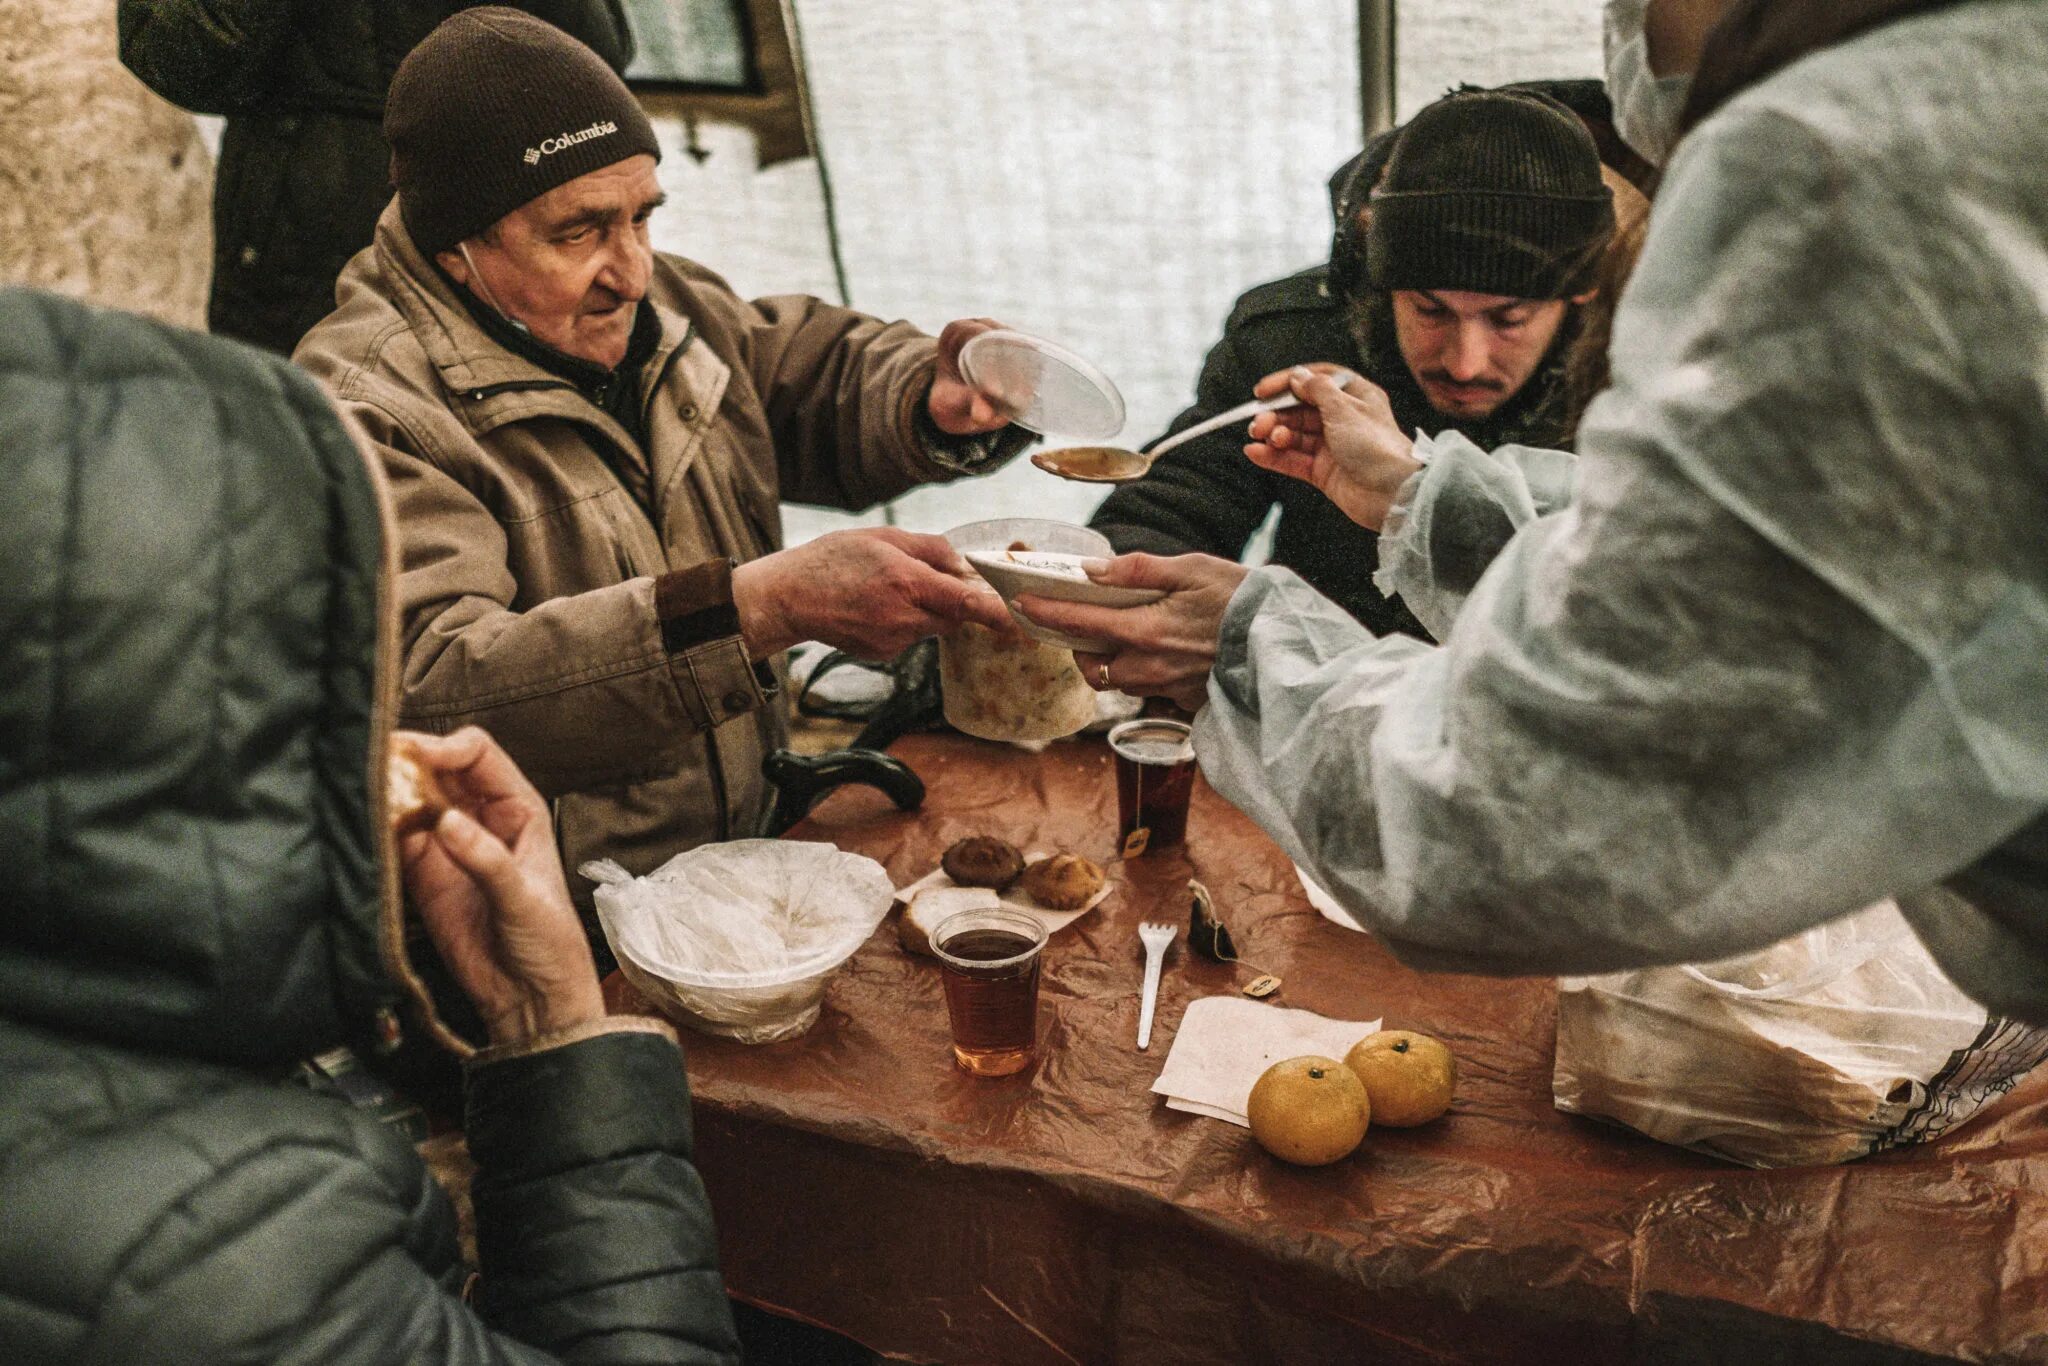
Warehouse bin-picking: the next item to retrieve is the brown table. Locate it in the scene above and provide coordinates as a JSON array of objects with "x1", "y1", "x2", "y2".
[{"x1": 605, "y1": 732, "x2": 2048, "y2": 1365}]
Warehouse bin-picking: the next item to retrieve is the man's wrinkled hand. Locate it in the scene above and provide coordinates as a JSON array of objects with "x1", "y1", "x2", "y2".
[
  {"x1": 733, "y1": 527, "x2": 1014, "y2": 660},
  {"x1": 1013, "y1": 553, "x2": 1250, "y2": 714},
  {"x1": 394, "y1": 727, "x2": 605, "y2": 1048},
  {"x1": 1245, "y1": 364, "x2": 1424, "y2": 532},
  {"x1": 927, "y1": 317, "x2": 1013, "y2": 434}
]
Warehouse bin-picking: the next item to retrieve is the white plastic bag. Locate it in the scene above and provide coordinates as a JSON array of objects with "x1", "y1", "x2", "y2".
[
  {"x1": 1553, "y1": 900, "x2": 2048, "y2": 1167},
  {"x1": 585, "y1": 840, "x2": 894, "y2": 1044}
]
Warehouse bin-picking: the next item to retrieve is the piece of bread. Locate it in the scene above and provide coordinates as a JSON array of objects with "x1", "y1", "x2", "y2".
[
  {"x1": 940, "y1": 836, "x2": 1025, "y2": 891},
  {"x1": 900, "y1": 885, "x2": 1002, "y2": 957},
  {"x1": 1020, "y1": 854, "x2": 1104, "y2": 911},
  {"x1": 388, "y1": 737, "x2": 451, "y2": 836}
]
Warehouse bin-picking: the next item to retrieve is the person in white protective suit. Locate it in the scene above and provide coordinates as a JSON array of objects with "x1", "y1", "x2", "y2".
[{"x1": 1016, "y1": 0, "x2": 2048, "y2": 1022}]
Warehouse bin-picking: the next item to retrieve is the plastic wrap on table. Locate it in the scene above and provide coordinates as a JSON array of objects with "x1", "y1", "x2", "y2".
[{"x1": 597, "y1": 733, "x2": 2048, "y2": 1365}]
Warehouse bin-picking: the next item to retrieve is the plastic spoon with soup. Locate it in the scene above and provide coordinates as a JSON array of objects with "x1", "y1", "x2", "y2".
[{"x1": 1032, "y1": 394, "x2": 1304, "y2": 484}]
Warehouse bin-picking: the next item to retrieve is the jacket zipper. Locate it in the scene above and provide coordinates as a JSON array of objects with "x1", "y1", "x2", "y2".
[
  {"x1": 466, "y1": 378, "x2": 570, "y2": 402},
  {"x1": 467, "y1": 343, "x2": 736, "y2": 840},
  {"x1": 465, "y1": 377, "x2": 661, "y2": 533}
]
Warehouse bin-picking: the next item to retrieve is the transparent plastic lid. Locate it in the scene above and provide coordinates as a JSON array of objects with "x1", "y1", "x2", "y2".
[{"x1": 958, "y1": 329, "x2": 1126, "y2": 440}]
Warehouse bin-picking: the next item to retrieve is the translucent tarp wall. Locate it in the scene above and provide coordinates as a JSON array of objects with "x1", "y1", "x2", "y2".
[
  {"x1": 1396, "y1": 1, "x2": 1602, "y2": 119},
  {"x1": 644, "y1": 0, "x2": 1601, "y2": 544}
]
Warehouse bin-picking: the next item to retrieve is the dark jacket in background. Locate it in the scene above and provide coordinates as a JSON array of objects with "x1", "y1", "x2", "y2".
[
  {"x1": 0, "y1": 288, "x2": 739, "y2": 1366},
  {"x1": 116, "y1": 0, "x2": 634, "y2": 355}
]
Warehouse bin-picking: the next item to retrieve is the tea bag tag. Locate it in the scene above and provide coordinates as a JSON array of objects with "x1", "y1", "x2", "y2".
[
  {"x1": 1242, "y1": 975, "x2": 1282, "y2": 999},
  {"x1": 1121, "y1": 827, "x2": 1151, "y2": 859}
]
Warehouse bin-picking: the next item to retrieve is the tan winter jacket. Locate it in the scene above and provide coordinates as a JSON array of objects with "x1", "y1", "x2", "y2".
[{"x1": 296, "y1": 202, "x2": 993, "y2": 898}]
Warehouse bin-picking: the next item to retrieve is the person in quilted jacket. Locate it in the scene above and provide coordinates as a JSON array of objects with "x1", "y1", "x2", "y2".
[{"x1": 0, "y1": 287, "x2": 740, "y2": 1366}]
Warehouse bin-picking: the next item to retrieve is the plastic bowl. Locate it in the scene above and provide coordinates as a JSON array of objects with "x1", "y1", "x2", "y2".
[
  {"x1": 593, "y1": 840, "x2": 894, "y2": 1043},
  {"x1": 613, "y1": 948, "x2": 847, "y2": 1044},
  {"x1": 946, "y1": 519, "x2": 1152, "y2": 652},
  {"x1": 964, "y1": 549, "x2": 1164, "y2": 651},
  {"x1": 945, "y1": 516, "x2": 1110, "y2": 560}
]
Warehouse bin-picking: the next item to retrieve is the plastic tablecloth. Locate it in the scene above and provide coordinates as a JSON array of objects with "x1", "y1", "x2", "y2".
[{"x1": 604, "y1": 733, "x2": 2048, "y2": 1365}]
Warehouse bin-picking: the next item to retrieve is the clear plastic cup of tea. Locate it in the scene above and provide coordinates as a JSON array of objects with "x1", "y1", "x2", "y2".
[
  {"x1": 931, "y1": 908, "x2": 1048, "y2": 1077},
  {"x1": 1108, "y1": 718, "x2": 1196, "y2": 856}
]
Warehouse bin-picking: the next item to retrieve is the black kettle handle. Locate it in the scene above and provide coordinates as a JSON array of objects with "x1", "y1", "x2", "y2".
[{"x1": 761, "y1": 747, "x2": 924, "y2": 835}]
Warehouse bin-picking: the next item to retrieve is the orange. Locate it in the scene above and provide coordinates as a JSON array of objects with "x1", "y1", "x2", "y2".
[
  {"x1": 1246, "y1": 1055, "x2": 1371, "y2": 1166},
  {"x1": 1344, "y1": 1030, "x2": 1456, "y2": 1128}
]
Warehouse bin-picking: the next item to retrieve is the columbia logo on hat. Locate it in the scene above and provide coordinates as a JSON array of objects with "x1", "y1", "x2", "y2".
[
  {"x1": 524, "y1": 120, "x2": 620, "y2": 167},
  {"x1": 387, "y1": 7, "x2": 662, "y2": 256}
]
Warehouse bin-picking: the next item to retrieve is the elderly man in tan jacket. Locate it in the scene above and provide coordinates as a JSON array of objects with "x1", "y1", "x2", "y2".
[{"x1": 297, "y1": 7, "x2": 1027, "y2": 929}]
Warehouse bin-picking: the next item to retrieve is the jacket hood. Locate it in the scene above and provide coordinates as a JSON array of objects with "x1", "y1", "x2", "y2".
[
  {"x1": 0, "y1": 289, "x2": 445, "y2": 1066},
  {"x1": 1681, "y1": 0, "x2": 1966, "y2": 134}
]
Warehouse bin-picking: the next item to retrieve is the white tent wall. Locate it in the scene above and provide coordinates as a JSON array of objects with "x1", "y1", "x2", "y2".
[
  {"x1": 647, "y1": 1, "x2": 1600, "y2": 549},
  {"x1": 647, "y1": 0, "x2": 1365, "y2": 543},
  {"x1": 1395, "y1": 1, "x2": 1603, "y2": 119},
  {"x1": 3, "y1": 2, "x2": 214, "y2": 330}
]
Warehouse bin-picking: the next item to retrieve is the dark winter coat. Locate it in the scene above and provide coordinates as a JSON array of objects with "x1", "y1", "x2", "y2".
[
  {"x1": 0, "y1": 288, "x2": 739, "y2": 1366},
  {"x1": 116, "y1": 0, "x2": 633, "y2": 355}
]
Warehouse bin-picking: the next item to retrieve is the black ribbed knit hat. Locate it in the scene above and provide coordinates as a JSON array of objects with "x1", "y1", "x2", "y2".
[
  {"x1": 386, "y1": 7, "x2": 661, "y2": 258},
  {"x1": 1368, "y1": 90, "x2": 1614, "y2": 299}
]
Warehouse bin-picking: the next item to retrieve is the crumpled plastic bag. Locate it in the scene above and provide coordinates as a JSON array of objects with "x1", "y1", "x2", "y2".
[
  {"x1": 584, "y1": 839, "x2": 894, "y2": 1043},
  {"x1": 1553, "y1": 900, "x2": 2048, "y2": 1167}
]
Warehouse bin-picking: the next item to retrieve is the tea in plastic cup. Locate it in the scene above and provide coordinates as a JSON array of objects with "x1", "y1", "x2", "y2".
[
  {"x1": 931, "y1": 908, "x2": 1048, "y2": 1077},
  {"x1": 1109, "y1": 718, "x2": 1196, "y2": 856}
]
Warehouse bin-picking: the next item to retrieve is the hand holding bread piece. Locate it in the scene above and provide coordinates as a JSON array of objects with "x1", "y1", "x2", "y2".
[{"x1": 391, "y1": 727, "x2": 604, "y2": 1046}]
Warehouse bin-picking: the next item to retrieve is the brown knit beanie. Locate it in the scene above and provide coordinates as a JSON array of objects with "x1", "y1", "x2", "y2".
[
  {"x1": 385, "y1": 6, "x2": 661, "y2": 257},
  {"x1": 1369, "y1": 90, "x2": 1615, "y2": 300}
]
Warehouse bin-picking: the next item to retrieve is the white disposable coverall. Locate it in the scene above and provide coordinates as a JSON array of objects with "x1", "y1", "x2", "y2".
[{"x1": 1195, "y1": 0, "x2": 2048, "y2": 1021}]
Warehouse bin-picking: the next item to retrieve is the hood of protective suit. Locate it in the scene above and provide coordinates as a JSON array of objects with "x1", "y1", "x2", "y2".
[
  {"x1": 0, "y1": 288, "x2": 442, "y2": 1067},
  {"x1": 1680, "y1": 0, "x2": 1965, "y2": 133}
]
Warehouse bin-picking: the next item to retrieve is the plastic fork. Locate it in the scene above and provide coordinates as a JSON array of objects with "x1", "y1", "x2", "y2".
[{"x1": 1137, "y1": 920, "x2": 1177, "y2": 1050}]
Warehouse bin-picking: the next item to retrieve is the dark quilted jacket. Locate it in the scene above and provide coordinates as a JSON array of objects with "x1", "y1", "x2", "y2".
[
  {"x1": 116, "y1": 0, "x2": 633, "y2": 354},
  {"x1": 0, "y1": 289, "x2": 739, "y2": 1366}
]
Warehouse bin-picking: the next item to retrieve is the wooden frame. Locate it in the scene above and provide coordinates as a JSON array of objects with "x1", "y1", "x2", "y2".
[{"x1": 628, "y1": 0, "x2": 812, "y2": 167}]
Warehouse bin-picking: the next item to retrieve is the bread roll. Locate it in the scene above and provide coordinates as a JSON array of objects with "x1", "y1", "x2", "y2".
[
  {"x1": 899, "y1": 885, "x2": 1002, "y2": 957},
  {"x1": 388, "y1": 737, "x2": 451, "y2": 836}
]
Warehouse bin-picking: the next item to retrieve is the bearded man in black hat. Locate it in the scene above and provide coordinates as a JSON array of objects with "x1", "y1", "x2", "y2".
[{"x1": 1090, "y1": 87, "x2": 1616, "y2": 638}]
